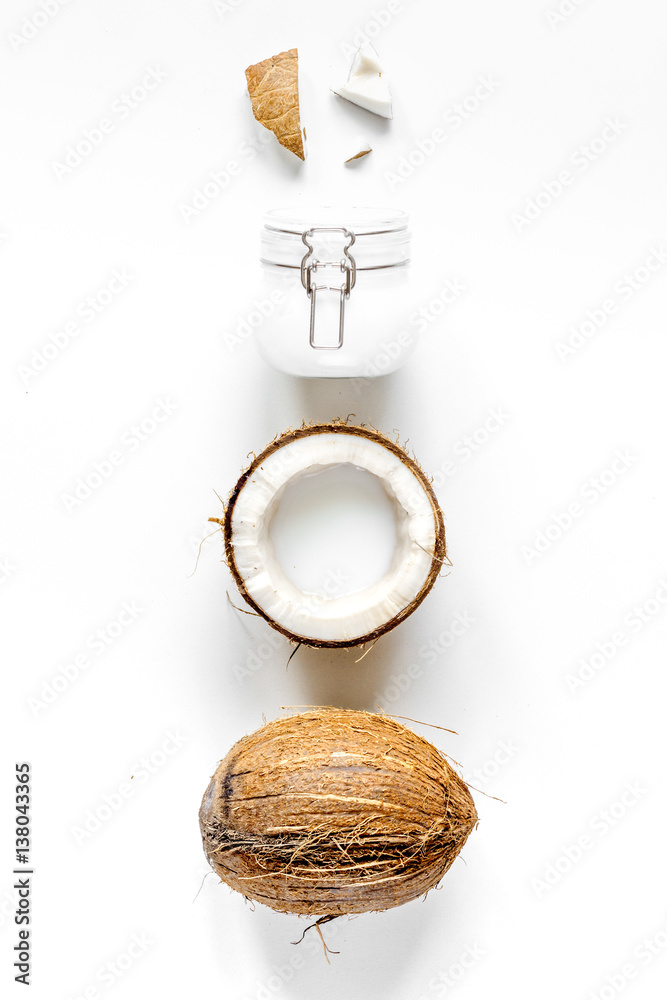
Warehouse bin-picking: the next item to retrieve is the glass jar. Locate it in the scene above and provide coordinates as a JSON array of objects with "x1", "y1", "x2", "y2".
[{"x1": 256, "y1": 207, "x2": 413, "y2": 378}]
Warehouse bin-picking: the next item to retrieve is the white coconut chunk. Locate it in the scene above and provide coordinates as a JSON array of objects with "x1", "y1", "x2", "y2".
[
  {"x1": 333, "y1": 43, "x2": 393, "y2": 120},
  {"x1": 224, "y1": 427, "x2": 444, "y2": 647}
]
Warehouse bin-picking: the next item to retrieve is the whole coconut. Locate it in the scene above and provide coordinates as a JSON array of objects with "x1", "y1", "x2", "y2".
[{"x1": 199, "y1": 709, "x2": 477, "y2": 916}]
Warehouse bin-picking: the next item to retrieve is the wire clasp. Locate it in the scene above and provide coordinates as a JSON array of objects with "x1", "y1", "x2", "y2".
[{"x1": 300, "y1": 228, "x2": 357, "y2": 350}]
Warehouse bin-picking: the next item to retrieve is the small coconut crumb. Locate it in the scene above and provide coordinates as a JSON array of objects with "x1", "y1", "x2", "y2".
[{"x1": 344, "y1": 138, "x2": 373, "y2": 164}]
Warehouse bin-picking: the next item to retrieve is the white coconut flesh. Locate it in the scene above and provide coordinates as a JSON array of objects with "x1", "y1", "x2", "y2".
[
  {"x1": 226, "y1": 431, "x2": 443, "y2": 646},
  {"x1": 333, "y1": 42, "x2": 393, "y2": 119}
]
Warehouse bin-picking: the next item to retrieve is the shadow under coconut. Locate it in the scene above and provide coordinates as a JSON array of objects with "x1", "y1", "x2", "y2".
[
  {"x1": 286, "y1": 628, "x2": 404, "y2": 712},
  {"x1": 241, "y1": 881, "x2": 447, "y2": 999},
  {"x1": 292, "y1": 369, "x2": 407, "y2": 430}
]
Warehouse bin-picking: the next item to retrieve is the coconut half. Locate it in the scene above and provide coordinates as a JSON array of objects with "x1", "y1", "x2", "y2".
[{"x1": 213, "y1": 423, "x2": 446, "y2": 648}]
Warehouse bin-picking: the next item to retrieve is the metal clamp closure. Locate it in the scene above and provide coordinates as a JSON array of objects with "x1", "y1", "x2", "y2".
[{"x1": 300, "y1": 227, "x2": 356, "y2": 350}]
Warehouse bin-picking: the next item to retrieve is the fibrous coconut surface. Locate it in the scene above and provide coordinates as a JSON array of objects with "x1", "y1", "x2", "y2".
[
  {"x1": 245, "y1": 48, "x2": 305, "y2": 160},
  {"x1": 200, "y1": 709, "x2": 477, "y2": 917}
]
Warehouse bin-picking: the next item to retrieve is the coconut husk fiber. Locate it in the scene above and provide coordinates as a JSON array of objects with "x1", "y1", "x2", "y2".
[
  {"x1": 245, "y1": 48, "x2": 305, "y2": 160},
  {"x1": 199, "y1": 709, "x2": 477, "y2": 916}
]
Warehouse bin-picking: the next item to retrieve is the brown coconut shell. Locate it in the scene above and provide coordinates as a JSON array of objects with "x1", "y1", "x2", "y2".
[
  {"x1": 245, "y1": 48, "x2": 305, "y2": 160},
  {"x1": 215, "y1": 422, "x2": 447, "y2": 649},
  {"x1": 199, "y1": 709, "x2": 477, "y2": 917}
]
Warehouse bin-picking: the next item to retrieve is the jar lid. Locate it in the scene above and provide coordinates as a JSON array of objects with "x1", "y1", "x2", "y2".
[{"x1": 261, "y1": 206, "x2": 410, "y2": 270}]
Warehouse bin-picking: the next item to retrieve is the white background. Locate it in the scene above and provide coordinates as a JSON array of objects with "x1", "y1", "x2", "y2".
[{"x1": 2, "y1": 1, "x2": 667, "y2": 998}]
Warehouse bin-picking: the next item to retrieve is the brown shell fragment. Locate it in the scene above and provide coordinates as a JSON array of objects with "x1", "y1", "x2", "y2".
[
  {"x1": 345, "y1": 147, "x2": 372, "y2": 163},
  {"x1": 245, "y1": 48, "x2": 305, "y2": 160},
  {"x1": 199, "y1": 709, "x2": 478, "y2": 917}
]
